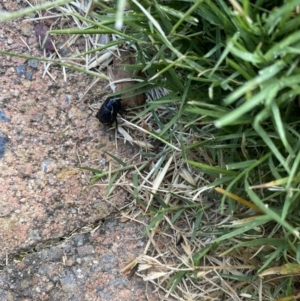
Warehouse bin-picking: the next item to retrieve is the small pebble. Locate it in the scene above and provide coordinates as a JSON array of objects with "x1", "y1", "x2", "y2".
[
  {"x1": 59, "y1": 47, "x2": 68, "y2": 57},
  {"x1": 7, "y1": 38, "x2": 13, "y2": 44},
  {"x1": 96, "y1": 285, "x2": 104, "y2": 292},
  {"x1": 102, "y1": 254, "x2": 116, "y2": 264},
  {"x1": 26, "y1": 70, "x2": 34, "y2": 81},
  {"x1": 51, "y1": 276, "x2": 59, "y2": 283},
  {"x1": 74, "y1": 233, "x2": 90, "y2": 247},
  {"x1": 0, "y1": 110, "x2": 11, "y2": 122},
  {"x1": 45, "y1": 282, "x2": 54, "y2": 292},
  {"x1": 108, "y1": 277, "x2": 125, "y2": 287},
  {"x1": 16, "y1": 65, "x2": 26, "y2": 77},
  {"x1": 60, "y1": 271, "x2": 77, "y2": 292},
  {"x1": 42, "y1": 159, "x2": 52, "y2": 173},
  {"x1": 28, "y1": 59, "x2": 38, "y2": 68},
  {"x1": 28, "y1": 230, "x2": 40, "y2": 240},
  {"x1": 32, "y1": 114, "x2": 43, "y2": 122},
  {"x1": 76, "y1": 258, "x2": 82, "y2": 264},
  {"x1": 0, "y1": 136, "x2": 8, "y2": 158},
  {"x1": 65, "y1": 95, "x2": 71, "y2": 104},
  {"x1": 21, "y1": 25, "x2": 33, "y2": 37}
]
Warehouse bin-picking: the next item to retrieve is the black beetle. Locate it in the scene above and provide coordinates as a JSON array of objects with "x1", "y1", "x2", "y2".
[{"x1": 96, "y1": 95, "x2": 123, "y2": 126}]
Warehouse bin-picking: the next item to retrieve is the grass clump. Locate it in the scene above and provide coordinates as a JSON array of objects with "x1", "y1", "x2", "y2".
[
  {"x1": 100, "y1": 1, "x2": 300, "y2": 300},
  {"x1": 50, "y1": 0, "x2": 300, "y2": 300},
  {"x1": 2, "y1": 0, "x2": 300, "y2": 300}
]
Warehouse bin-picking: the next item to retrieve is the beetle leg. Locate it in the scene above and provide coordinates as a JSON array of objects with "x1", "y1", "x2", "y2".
[{"x1": 119, "y1": 107, "x2": 126, "y2": 118}]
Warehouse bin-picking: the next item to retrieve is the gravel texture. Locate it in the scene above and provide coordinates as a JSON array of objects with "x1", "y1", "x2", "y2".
[
  {"x1": 0, "y1": 2, "x2": 155, "y2": 300},
  {"x1": 0, "y1": 218, "x2": 155, "y2": 301}
]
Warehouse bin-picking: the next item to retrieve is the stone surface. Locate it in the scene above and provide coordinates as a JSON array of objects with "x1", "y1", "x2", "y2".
[
  {"x1": 0, "y1": 1, "x2": 155, "y2": 300},
  {"x1": 0, "y1": 219, "x2": 155, "y2": 301}
]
